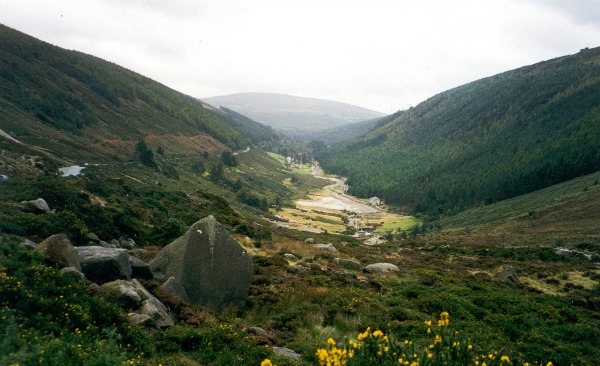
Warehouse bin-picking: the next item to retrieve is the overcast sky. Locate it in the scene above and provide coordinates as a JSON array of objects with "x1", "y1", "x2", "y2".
[{"x1": 1, "y1": 1, "x2": 599, "y2": 113}]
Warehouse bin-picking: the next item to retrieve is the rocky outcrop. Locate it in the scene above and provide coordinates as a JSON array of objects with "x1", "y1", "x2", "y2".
[
  {"x1": 494, "y1": 266, "x2": 520, "y2": 284},
  {"x1": 311, "y1": 243, "x2": 337, "y2": 252},
  {"x1": 149, "y1": 215, "x2": 253, "y2": 311},
  {"x1": 98, "y1": 279, "x2": 173, "y2": 328},
  {"x1": 334, "y1": 258, "x2": 363, "y2": 271},
  {"x1": 77, "y1": 246, "x2": 132, "y2": 284},
  {"x1": 21, "y1": 198, "x2": 50, "y2": 213},
  {"x1": 160, "y1": 277, "x2": 190, "y2": 302},
  {"x1": 364, "y1": 263, "x2": 400, "y2": 275},
  {"x1": 35, "y1": 234, "x2": 81, "y2": 270}
]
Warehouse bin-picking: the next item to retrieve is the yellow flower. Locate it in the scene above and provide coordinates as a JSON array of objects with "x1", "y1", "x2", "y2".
[
  {"x1": 546, "y1": 363, "x2": 553, "y2": 366},
  {"x1": 260, "y1": 359, "x2": 273, "y2": 366},
  {"x1": 500, "y1": 355, "x2": 510, "y2": 363},
  {"x1": 440, "y1": 311, "x2": 449, "y2": 319},
  {"x1": 327, "y1": 338, "x2": 336, "y2": 346},
  {"x1": 434, "y1": 334, "x2": 442, "y2": 344},
  {"x1": 424, "y1": 320, "x2": 432, "y2": 327}
]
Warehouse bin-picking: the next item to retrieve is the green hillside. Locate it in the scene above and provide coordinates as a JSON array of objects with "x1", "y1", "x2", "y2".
[
  {"x1": 320, "y1": 47, "x2": 600, "y2": 216},
  {"x1": 0, "y1": 24, "x2": 277, "y2": 162}
]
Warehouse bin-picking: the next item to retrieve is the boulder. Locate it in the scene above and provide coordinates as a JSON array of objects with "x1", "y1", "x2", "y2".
[
  {"x1": 311, "y1": 243, "x2": 337, "y2": 252},
  {"x1": 77, "y1": 246, "x2": 131, "y2": 284},
  {"x1": 283, "y1": 253, "x2": 300, "y2": 261},
  {"x1": 149, "y1": 215, "x2": 253, "y2": 311},
  {"x1": 119, "y1": 237, "x2": 136, "y2": 249},
  {"x1": 160, "y1": 276, "x2": 190, "y2": 302},
  {"x1": 494, "y1": 266, "x2": 520, "y2": 284},
  {"x1": 272, "y1": 346, "x2": 303, "y2": 361},
  {"x1": 304, "y1": 238, "x2": 315, "y2": 244},
  {"x1": 35, "y1": 234, "x2": 80, "y2": 270},
  {"x1": 128, "y1": 313, "x2": 156, "y2": 327},
  {"x1": 21, "y1": 198, "x2": 50, "y2": 213},
  {"x1": 334, "y1": 258, "x2": 363, "y2": 270},
  {"x1": 59, "y1": 266, "x2": 86, "y2": 285},
  {"x1": 20, "y1": 239, "x2": 38, "y2": 249},
  {"x1": 98, "y1": 280, "x2": 147, "y2": 310},
  {"x1": 130, "y1": 256, "x2": 153, "y2": 279},
  {"x1": 364, "y1": 263, "x2": 400, "y2": 275},
  {"x1": 140, "y1": 297, "x2": 174, "y2": 328}
]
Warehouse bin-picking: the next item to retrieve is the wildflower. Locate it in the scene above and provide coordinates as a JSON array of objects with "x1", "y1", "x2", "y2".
[
  {"x1": 424, "y1": 320, "x2": 432, "y2": 327},
  {"x1": 327, "y1": 337, "x2": 336, "y2": 346},
  {"x1": 501, "y1": 355, "x2": 511, "y2": 363},
  {"x1": 260, "y1": 359, "x2": 273, "y2": 366}
]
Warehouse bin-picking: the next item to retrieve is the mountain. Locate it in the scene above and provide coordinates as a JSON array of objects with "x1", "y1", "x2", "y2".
[
  {"x1": 201, "y1": 92, "x2": 385, "y2": 135},
  {"x1": 294, "y1": 117, "x2": 382, "y2": 144},
  {"x1": 320, "y1": 47, "x2": 600, "y2": 216},
  {"x1": 0, "y1": 24, "x2": 277, "y2": 162}
]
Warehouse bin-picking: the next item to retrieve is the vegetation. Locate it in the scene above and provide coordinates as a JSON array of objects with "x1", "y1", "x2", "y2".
[
  {"x1": 320, "y1": 47, "x2": 600, "y2": 217},
  {"x1": 1, "y1": 23, "x2": 599, "y2": 366},
  {"x1": 0, "y1": 23, "x2": 277, "y2": 162}
]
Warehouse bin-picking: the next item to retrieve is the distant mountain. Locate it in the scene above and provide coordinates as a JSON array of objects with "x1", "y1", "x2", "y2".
[
  {"x1": 201, "y1": 92, "x2": 385, "y2": 135},
  {"x1": 0, "y1": 24, "x2": 277, "y2": 162},
  {"x1": 320, "y1": 47, "x2": 600, "y2": 216}
]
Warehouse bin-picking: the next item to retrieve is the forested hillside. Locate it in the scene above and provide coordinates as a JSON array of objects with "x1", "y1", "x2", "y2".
[
  {"x1": 0, "y1": 24, "x2": 277, "y2": 161},
  {"x1": 320, "y1": 47, "x2": 600, "y2": 216}
]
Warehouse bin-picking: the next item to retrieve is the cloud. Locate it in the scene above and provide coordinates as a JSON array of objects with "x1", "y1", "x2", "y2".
[{"x1": 1, "y1": 0, "x2": 599, "y2": 113}]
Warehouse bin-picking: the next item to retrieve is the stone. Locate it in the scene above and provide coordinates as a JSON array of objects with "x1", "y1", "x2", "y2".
[
  {"x1": 21, "y1": 198, "x2": 50, "y2": 213},
  {"x1": 494, "y1": 266, "x2": 520, "y2": 284},
  {"x1": 119, "y1": 237, "x2": 136, "y2": 249},
  {"x1": 272, "y1": 346, "x2": 303, "y2": 361},
  {"x1": 311, "y1": 243, "x2": 337, "y2": 252},
  {"x1": 59, "y1": 266, "x2": 86, "y2": 285},
  {"x1": 140, "y1": 297, "x2": 174, "y2": 328},
  {"x1": 77, "y1": 246, "x2": 132, "y2": 284},
  {"x1": 160, "y1": 277, "x2": 190, "y2": 302},
  {"x1": 128, "y1": 313, "x2": 156, "y2": 328},
  {"x1": 283, "y1": 253, "x2": 299, "y2": 261},
  {"x1": 86, "y1": 232, "x2": 101, "y2": 243},
  {"x1": 248, "y1": 326, "x2": 268, "y2": 337},
  {"x1": 149, "y1": 215, "x2": 253, "y2": 311},
  {"x1": 304, "y1": 238, "x2": 315, "y2": 244},
  {"x1": 35, "y1": 234, "x2": 81, "y2": 270},
  {"x1": 130, "y1": 256, "x2": 153, "y2": 279},
  {"x1": 21, "y1": 239, "x2": 38, "y2": 249},
  {"x1": 334, "y1": 258, "x2": 363, "y2": 270},
  {"x1": 364, "y1": 263, "x2": 400, "y2": 275},
  {"x1": 98, "y1": 280, "x2": 146, "y2": 310}
]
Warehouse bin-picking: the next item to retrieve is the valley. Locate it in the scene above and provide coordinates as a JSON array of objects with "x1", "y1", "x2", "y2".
[
  {"x1": 0, "y1": 23, "x2": 599, "y2": 366},
  {"x1": 270, "y1": 160, "x2": 417, "y2": 241}
]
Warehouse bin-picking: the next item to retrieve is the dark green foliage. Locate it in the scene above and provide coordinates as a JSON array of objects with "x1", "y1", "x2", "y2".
[
  {"x1": 135, "y1": 138, "x2": 157, "y2": 168},
  {"x1": 0, "y1": 236, "x2": 150, "y2": 365},
  {"x1": 221, "y1": 150, "x2": 238, "y2": 167},
  {"x1": 321, "y1": 47, "x2": 600, "y2": 216}
]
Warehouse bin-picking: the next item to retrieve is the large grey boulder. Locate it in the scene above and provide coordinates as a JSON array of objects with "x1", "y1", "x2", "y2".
[
  {"x1": 77, "y1": 246, "x2": 132, "y2": 284},
  {"x1": 364, "y1": 263, "x2": 400, "y2": 275},
  {"x1": 160, "y1": 276, "x2": 190, "y2": 302},
  {"x1": 21, "y1": 198, "x2": 50, "y2": 213},
  {"x1": 149, "y1": 215, "x2": 253, "y2": 311},
  {"x1": 35, "y1": 234, "x2": 80, "y2": 270},
  {"x1": 130, "y1": 256, "x2": 153, "y2": 279}
]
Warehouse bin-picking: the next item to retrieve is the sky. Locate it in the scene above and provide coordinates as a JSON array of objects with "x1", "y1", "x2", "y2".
[{"x1": 1, "y1": 1, "x2": 599, "y2": 114}]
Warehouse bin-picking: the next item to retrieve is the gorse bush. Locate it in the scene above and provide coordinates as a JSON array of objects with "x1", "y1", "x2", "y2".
[
  {"x1": 272, "y1": 312, "x2": 551, "y2": 366},
  {"x1": 0, "y1": 236, "x2": 150, "y2": 365}
]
